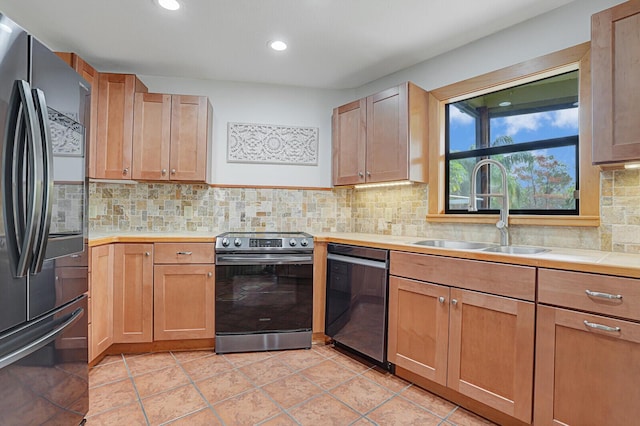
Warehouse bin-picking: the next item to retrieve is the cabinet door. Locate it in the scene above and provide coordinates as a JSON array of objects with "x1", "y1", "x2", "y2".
[
  {"x1": 169, "y1": 95, "x2": 209, "y2": 181},
  {"x1": 89, "y1": 245, "x2": 114, "y2": 361},
  {"x1": 592, "y1": 1, "x2": 640, "y2": 163},
  {"x1": 535, "y1": 305, "x2": 640, "y2": 425},
  {"x1": 73, "y1": 56, "x2": 99, "y2": 179},
  {"x1": 132, "y1": 93, "x2": 171, "y2": 180},
  {"x1": 113, "y1": 244, "x2": 153, "y2": 343},
  {"x1": 366, "y1": 84, "x2": 408, "y2": 182},
  {"x1": 387, "y1": 276, "x2": 449, "y2": 385},
  {"x1": 448, "y1": 288, "x2": 534, "y2": 423},
  {"x1": 332, "y1": 99, "x2": 366, "y2": 185},
  {"x1": 95, "y1": 73, "x2": 147, "y2": 179},
  {"x1": 154, "y1": 264, "x2": 215, "y2": 340}
]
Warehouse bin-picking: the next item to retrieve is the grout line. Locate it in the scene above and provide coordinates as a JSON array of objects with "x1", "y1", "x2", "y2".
[{"x1": 121, "y1": 354, "x2": 152, "y2": 426}]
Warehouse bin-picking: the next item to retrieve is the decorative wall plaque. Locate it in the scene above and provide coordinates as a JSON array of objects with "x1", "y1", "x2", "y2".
[
  {"x1": 49, "y1": 110, "x2": 84, "y2": 156},
  {"x1": 227, "y1": 122, "x2": 318, "y2": 165}
]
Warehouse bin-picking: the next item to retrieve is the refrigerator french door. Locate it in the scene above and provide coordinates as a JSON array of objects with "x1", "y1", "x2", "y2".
[{"x1": 0, "y1": 13, "x2": 90, "y2": 425}]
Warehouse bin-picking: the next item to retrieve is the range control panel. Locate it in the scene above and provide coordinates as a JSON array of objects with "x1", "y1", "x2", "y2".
[{"x1": 215, "y1": 232, "x2": 314, "y2": 252}]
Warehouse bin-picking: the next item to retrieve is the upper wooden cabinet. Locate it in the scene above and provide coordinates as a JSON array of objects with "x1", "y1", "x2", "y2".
[
  {"x1": 95, "y1": 73, "x2": 148, "y2": 179},
  {"x1": 332, "y1": 82, "x2": 428, "y2": 186},
  {"x1": 592, "y1": 0, "x2": 640, "y2": 164},
  {"x1": 132, "y1": 94, "x2": 212, "y2": 182}
]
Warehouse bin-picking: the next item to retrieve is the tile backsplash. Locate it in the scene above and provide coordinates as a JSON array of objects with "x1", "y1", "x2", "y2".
[{"x1": 89, "y1": 169, "x2": 640, "y2": 253}]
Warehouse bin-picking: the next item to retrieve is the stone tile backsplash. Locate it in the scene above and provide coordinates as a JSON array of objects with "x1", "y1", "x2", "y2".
[{"x1": 89, "y1": 169, "x2": 640, "y2": 253}]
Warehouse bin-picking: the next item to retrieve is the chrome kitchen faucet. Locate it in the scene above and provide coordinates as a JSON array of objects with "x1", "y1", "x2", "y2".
[{"x1": 468, "y1": 159, "x2": 510, "y2": 246}]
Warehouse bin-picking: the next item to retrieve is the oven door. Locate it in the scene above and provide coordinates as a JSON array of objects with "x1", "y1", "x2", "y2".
[{"x1": 215, "y1": 253, "x2": 313, "y2": 335}]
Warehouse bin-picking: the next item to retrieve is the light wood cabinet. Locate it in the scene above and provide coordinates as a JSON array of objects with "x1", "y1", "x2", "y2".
[
  {"x1": 94, "y1": 73, "x2": 148, "y2": 179},
  {"x1": 534, "y1": 269, "x2": 640, "y2": 425},
  {"x1": 132, "y1": 94, "x2": 212, "y2": 182},
  {"x1": 113, "y1": 244, "x2": 154, "y2": 343},
  {"x1": 153, "y1": 243, "x2": 215, "y2": 340},
  {"x1": 332, "y1": 82, "x2": 428, "y2": 186},
  {"x1": 54, "y1": 52, "x2": 99, "y2": 178},
  {"x1": 388, "y1": 251, "x2": 535, "y2": 424},
  {"x1": 592, "y1": 0, "x2": 640, "y2": 164},
  {"x1": 89, "y1": 244, "x2": 114, "y2": 362}
]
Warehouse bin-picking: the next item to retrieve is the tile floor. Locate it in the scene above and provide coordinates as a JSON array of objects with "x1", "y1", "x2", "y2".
[{"x1": 86, "y1": 344, "x2": 496, "y2": 425}]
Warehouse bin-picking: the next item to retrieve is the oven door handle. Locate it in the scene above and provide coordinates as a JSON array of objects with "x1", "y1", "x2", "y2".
[{"x1": 216, "y1": 254, "x2": 313, "y2": 265}]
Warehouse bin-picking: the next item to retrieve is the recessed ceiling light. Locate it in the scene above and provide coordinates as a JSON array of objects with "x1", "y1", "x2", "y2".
[
  {"x1": 269, "y1": 40, "x2": 287, "y2": 51},
  {"x1": 498, "y1": 101, "x2": 511, "y2": 107},
  {"x1": 157, "y1": 0, "x2": 180, "y2": 11}
]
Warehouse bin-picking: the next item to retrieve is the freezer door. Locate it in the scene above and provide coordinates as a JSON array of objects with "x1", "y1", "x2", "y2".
[
  {"x1": 0, "y1": 13, "x2": 29, "y2": 334},
  {"x1": 0, "y1": 295, "x2": 88, "y2": 424}
]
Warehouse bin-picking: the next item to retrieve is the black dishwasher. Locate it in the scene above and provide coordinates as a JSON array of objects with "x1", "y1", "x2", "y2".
[{"x1": 325, "y1": 243, "x2": 391, "y2": 370}]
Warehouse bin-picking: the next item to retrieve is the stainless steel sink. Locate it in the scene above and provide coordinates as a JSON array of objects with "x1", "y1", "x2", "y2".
[
  {"x1": 481, "y1": 245, "x2": 549, "y2": 255},
  {"x1": 410, "y1": 239, "x2": 497, "y2": 250}
]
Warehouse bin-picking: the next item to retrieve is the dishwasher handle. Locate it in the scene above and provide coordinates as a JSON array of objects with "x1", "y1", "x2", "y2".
[{"x1": 327, "y1": 252, "x2": 388, "y2": 269}]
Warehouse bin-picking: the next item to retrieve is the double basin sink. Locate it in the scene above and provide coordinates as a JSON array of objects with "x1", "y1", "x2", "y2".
[{"x1": 409, "y1": 239, "x2": 549, "y2": 255}]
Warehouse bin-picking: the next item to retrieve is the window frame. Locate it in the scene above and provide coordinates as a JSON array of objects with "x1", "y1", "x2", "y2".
[{"x1": 426, "y1": 42, "x2": 600, "y2": 227}]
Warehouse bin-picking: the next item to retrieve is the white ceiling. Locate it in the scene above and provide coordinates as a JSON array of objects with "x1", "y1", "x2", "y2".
[{"x1": 0, "y1": 0, "x2": 576, "y2": 89}]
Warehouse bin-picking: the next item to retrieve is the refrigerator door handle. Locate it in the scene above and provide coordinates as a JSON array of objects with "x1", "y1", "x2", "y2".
[
  {"x1": 2, "y1": 80, "x2": 43, "y2": 277},
  {"x1": 0, "y1": 307, "x2": 84, "y2": 370},
  {"x1": 30, "y1": 88, "x2": 53, "y2": 273}
]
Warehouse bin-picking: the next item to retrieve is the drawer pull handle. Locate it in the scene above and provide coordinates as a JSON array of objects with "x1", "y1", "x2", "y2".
[
  {"x1": 177, "y1": 251, "x2": 192, "y2": 255},
  {"x1": 585, "y1": 289, "x2": 622, "y2": 300},
  {"x1": 583, "y1": 320, "x2": 621, "y2": 333}
]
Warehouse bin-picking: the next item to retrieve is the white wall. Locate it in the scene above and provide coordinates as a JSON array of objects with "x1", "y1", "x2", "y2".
[
  {"x1": 137, "y1": 76, "x2": 353, "y2": 187},
  {"x1": 355, "y1": 0, "x2": 625, "y2": 96}
]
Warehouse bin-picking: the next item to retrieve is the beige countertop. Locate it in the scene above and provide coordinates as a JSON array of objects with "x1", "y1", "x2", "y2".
[{"x1": 88, "y1": 231, "x2": 640, "y2": 278}]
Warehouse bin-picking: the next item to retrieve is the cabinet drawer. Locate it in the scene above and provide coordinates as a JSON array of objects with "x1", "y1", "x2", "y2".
[
  {"x1": 538, "y1": 268, "x2": 640, "y2": 321},
  {"x1": 390, "y1": 251, "x2": 535, "y2": 301},
  {"x1": 56, "y1": 247, "x2": 89, "y2": 267},
  {"x1": 153, "y1": 243, "x2": 215, "y2": 264}
]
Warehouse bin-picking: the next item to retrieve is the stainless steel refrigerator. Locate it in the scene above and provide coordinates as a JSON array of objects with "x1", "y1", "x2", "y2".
[{"x1": 0, "y1": 13, "x2": 90, "y2": 425}]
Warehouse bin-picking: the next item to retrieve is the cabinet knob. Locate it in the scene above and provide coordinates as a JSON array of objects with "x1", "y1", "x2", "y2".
[
  {"x1": 207, "y1": 272, "x2": 213, "y2": 277},
  {"x1": 438, "y1": 296, "x2": 445, "y2": 304},
  {"x1": 171, "y1": 169, "x2": 176, "y2": 175},
  {"x1": 358, "y1": 172, "x2": 364, "y2": 178},
  {"x1": 145, "y1": 252, "x2": 150, "y2": 256},
  {"x1": 366, "y1": 171, "x2": 371, "y2": 177},
  {"x1": 123, "y1": 168, "x2": 129, "y2": 175},
  {"x1": 451, "y1": 299, "x2": 458, "y2": 306},
  {"x1": 162, "y1": 169, "x2": 167, "y2": 175}
]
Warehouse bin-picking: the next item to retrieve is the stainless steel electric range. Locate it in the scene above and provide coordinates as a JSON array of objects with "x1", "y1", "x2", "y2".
[{"x1": 214, "y1": 232, "x2": 314, "y2": 354}]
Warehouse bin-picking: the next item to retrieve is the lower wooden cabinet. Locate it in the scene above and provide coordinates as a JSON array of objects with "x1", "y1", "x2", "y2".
[
  {"x1": 89, "y1": 244, "x2": 114, "y2": 361},
  {"x1": 153, "y1": 264, "x2": 215, "y2": 340},
  {"x1": 113, "y1": 244, "x2": 154, "y2": 343}
]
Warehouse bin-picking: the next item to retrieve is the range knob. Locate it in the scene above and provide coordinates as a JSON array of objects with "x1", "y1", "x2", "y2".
[
  {"x1": 289, "y1": 238, "x2": 297, "y2": 247},
  {"x1": 221, "y1": 237, "x2": 230, "y2": 247},
  {"x1": 300, "y1": 238, "x2": 309, "y2": 247},
  {"x1": 234, "y1": 238, "x2": 242, "y2": 247}
]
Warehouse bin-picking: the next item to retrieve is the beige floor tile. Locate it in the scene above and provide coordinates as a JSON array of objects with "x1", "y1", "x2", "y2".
[
  {"x1": 94, "y1": 354, "x2": 124, "y2": 367},
  {"x1": 179, "y1": 354, "x2": 233, "y2": 381},
  {"x1": 299, "y1": 359, "x2": 357, "y2": 390},
  {"x1": 261, "y1": 373, "x2": 323, "y2": 408},
  {"x1": 351, "y1": 417, "x2": 375, "y2": 425},
  {"x1": 170, "y1": 350, "x2": 214, "y2": 363},
  {"x1": 88, "y1": 378, "x2": 138, "y2": 416},
  {"x1": 125, "y1": 352, "x2": 177, "y2": 376},
  {"x1": 89, "y1": 361, "x2": 129, "y2": 388},
  {"x1": 275, "y1": 348, "x2": 327, "y2": 371},
  {"x1": 367, "y1": 396, "x2": 441, "y2": 426},
  {"x1": 310, "y1": 343, "x2": 338, "y2": 358},
  {"x1": 331, "y1": 351, "x2": 375, "y2": 373},
  {"x1": 362, "y1": 367, "x2": 410, "y2": 393},
  {"x1": 85, "y1": 401, "x2": 147, "y2": 426},
  {"x1": 165, "y1": 407, "x2": 222, "y2": 425},
  {"x1": 445, "y1": 407, "x2": 497, "y2": 426},
  {"x1": 134, "y1": 365, "x2": 191, "y2": 398},
  {"x1": 213, "y1": 389, "x2": 282, "y2": 424},
  {"x1": 259, "y1": 413, "x2": 299, "y2": 425},
  {"x1": 239, "y1": 356, "x2": 295, "y2": 386},
  {"x1": 329, "y1": 376, "x2": 393, "y2": 414},
  {"x1": 222, "y1": 350, "x2": 276, "y2": 367},
  {"x1": 289, "y1": 394, "x2": 360, "y2": 425},
  {"x1": 400, "y1": 385, "x2": 457, "y2": 418},
  {"x1": 195, "y1": 369, "x2": 254, "y2": 403},
  {"x1": 141, "y1": 384, "x2": 207, "y2": 425}
]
